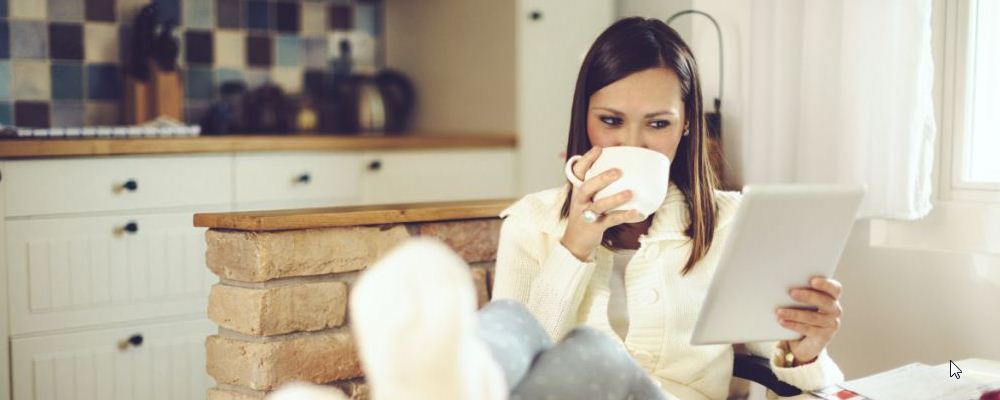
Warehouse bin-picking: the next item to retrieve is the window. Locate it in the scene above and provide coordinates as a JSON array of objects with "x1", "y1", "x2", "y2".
[
  {"x1": 870, "y1": 0, "x2": 1000, "y2": 253},
  {"x1": 964, "y1": 0, "x2": 1000, "y2": 184},
  {"x1": 941, "y1": 0, "x2": 1000, "y2": 202}
]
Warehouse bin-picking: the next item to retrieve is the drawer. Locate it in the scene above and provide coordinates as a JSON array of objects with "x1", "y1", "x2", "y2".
[
  {"x1": 234, "y1": 152, "x2": 362, "y2": 207},
  {"x1": 2, "y1": 155, "x2": 231, "y2": 217},
  {"x1": 11, "y1": 318, "x2": 216, "y2": 400},
  {"x1": 360, "y1": 149, "x2": 517, "y2": 205},
  {"x1": 6, "y1": 210, "x2": 221, "y2": 335}
]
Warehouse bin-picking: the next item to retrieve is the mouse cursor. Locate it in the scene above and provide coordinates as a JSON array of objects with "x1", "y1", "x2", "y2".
[{"x1": 949, "y1": 360, "x2": 962, "y2": 379}]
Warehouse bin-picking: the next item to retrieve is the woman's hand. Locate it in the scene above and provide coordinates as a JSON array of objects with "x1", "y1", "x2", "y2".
[
  {"x1": 560, "y1": 146, "x2": 643, "y2": 261},
  {"x1": 775, "y1": 277, "x2": 843, "y2": 366}
]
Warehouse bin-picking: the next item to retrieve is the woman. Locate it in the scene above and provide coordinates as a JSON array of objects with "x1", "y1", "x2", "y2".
[{"x1": 492, "y1": 17, "x2": 846, "y2": 399}]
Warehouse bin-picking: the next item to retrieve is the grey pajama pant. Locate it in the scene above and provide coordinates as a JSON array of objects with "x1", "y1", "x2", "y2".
[{"x1": 476, "y1": 299, "x2": 668, "y2": 400}]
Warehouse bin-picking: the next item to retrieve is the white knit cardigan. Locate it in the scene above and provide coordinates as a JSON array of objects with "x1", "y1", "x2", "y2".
[{"x1": 491, "y1": 183, "x2": 844, "y2": 400}]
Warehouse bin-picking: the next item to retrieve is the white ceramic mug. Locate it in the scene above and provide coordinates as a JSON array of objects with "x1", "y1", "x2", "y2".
[{"x1": 564, "y1": 146, "x2": 671, "y2": 219}]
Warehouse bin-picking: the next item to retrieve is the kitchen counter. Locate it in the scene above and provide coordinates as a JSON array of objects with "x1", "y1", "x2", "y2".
[
  {"x1": 194, "y1": 198, "x2": 516, "y2": 231},
  {"x1": 0, "y1": 132, "x2": 516, "y2": 159}
]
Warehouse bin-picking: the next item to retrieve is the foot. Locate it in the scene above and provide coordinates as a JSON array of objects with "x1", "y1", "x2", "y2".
[{"x1": 349, "y1": 238, "x2": 507, "y2": 400}]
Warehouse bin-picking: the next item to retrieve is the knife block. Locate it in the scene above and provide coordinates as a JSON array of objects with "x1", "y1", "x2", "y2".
[{"x1": 124, "y1": 61, "x2": 185, "y2": 124}]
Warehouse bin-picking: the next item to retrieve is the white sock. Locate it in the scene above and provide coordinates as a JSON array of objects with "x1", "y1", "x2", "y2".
[
  {"x1": 266, "y1": 382, "x2": 348, "y2": 400},
  {"x1": 349, "y1": 238, "x2": 508, "y2": 400}
]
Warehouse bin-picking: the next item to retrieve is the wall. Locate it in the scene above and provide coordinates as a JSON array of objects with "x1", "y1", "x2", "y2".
[
  {"x1": 0, "y1": 0, "x2": 381, "y2": 128},
  {"x1": 383, "y1": 0, "x2": 515, "y2": 134}
]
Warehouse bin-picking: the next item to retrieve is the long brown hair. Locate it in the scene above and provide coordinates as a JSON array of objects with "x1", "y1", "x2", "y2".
[{"x1": 559, "y1": 17, "x2": 719, "y2": 275}]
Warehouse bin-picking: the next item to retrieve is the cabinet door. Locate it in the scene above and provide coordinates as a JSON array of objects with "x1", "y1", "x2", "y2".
[
  {"x1": 360, "y1": 149, "x2": 516, "y2": 205},
  {"x1": 234, "y1": 152, "x2": 362, "y2": 211},
  {"x1": 6, "y1": 210, "x2": 222, "y2": 335},
  {"x1": 517, "y1": 0, "x2": 614, "y2": 193},
  {"x1": 11, "y1": 319, "x2": 216, "y2": 400},
  {"x1": 2, "y1": 155, "x2": 231, "y2": 217}
]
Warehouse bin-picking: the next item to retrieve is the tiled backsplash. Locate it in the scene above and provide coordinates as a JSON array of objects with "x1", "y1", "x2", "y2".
[{"x1": 0, "y1": 0, "x2": 381, "y2": 128}]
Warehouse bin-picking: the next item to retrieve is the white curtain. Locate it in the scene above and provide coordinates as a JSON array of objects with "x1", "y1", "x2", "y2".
[{"x1": 742, "y1": 0, "x2": 936, "y2": 220}]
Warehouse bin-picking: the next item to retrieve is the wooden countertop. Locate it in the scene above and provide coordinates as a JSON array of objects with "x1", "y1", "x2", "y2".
[
  {"x1": 194, "y1": 198, "x2": 516, "y2": 231},
  {"x1": 0, "y1": 132, "x2": 517, "y2": 159}
]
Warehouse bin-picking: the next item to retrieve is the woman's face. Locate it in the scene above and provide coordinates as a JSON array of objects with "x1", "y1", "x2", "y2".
[{"x1": 586, "y1": 67, "x2": 686, "y2": 160}]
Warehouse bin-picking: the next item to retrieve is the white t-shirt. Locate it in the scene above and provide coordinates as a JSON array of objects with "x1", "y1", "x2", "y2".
[{"x1": 608, "y1": 248, "x2": 638, "y2": 340}]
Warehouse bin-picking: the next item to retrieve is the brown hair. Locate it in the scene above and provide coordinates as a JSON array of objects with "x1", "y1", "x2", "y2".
[{"x1": 559, "y1": 17, "x2": 719, "y2": 275}]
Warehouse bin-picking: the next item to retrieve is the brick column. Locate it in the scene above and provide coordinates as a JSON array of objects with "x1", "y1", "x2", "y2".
[{"x1": 204, "y1": 219, "x2": 501, "y2": 399}]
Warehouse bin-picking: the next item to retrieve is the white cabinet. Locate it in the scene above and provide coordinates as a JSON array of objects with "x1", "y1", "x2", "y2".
[
  {"x1": 516, "y1": 0, "x2": 615, "y2": 194},
  {"x1": 5, "y1": 211, "x2": 219, "y2": 335},
  {"x1": 234, "y1": 152, "x2": 363, "y2": 211},
  {"x1": 0, "y1": 145, "x2": 516, "y2": 400},
  {"x1": 3, "y1": 156, "x2": 231, "y2": 217},
  {"x1": 10, "y1": 319, "x2": 216, "y2": 400},
  {"x1": 359, "y1": 149, "x2": 517, "y2": 205}
]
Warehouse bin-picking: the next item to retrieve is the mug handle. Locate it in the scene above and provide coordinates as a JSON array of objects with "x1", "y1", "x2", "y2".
[{"x1": 564, "y1": 155, "x2": 585, "y2": 187}]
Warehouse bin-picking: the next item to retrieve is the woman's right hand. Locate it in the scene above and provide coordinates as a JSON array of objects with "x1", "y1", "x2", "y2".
[{"x1": 560, "y1": 146, "x2": 643, "y2": 261}]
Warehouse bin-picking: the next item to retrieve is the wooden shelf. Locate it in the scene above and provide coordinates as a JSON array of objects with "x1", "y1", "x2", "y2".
[
  {"x1": 194, "y1": 198, "x2": 516, "y2": 231},
  {"x1": 0, "y1": 132, "x2": 517, "y2": 159}
]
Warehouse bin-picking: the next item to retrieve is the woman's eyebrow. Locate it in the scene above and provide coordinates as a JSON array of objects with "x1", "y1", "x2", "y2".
[
  {"x1": 643, "y1": 110, "x2": 678, "y2": 118},
  {"x1": 591, "y1": 107, "x2": 678, "y2": 118}
]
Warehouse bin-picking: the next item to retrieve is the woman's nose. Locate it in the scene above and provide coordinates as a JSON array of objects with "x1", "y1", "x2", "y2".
[{"x1": 621, "y1": 127, "x2": 645, "y2": 148}]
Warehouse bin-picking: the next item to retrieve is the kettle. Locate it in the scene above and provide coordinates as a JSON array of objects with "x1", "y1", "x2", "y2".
[{"x1": 352, "y1": 69, "x2": 415, "y2": 134}]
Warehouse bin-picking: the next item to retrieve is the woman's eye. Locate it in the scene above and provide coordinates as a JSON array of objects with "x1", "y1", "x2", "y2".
[
  {"x1": 600, "y1": 116, "x2": 623, "y2": 126},
  {"x1": 649, "y1": 120, "x2": 671, "y2": 129}
]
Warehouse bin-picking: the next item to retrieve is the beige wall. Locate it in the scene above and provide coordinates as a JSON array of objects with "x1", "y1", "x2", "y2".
[{"x1": 384, "y1": 0, "x2": 516, "y2": 134}]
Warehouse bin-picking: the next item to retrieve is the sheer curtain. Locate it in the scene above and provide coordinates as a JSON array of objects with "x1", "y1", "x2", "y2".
[{"x1": 742, "y1": 0, "x2": 936, "y2": 220}]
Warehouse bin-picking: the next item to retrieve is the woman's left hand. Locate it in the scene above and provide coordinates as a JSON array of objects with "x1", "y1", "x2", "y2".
[{"x1": 775, "y1": 277, "x2": 843, "y2": 365}]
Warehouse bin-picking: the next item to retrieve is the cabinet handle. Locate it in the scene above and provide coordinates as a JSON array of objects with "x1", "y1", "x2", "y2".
[
  {"x1": 367, "y1": 160, "x2": 382, "y2": 171},
  {"x1": 117, "y1": 333, "x2": 144, "y2": 351},
  {"x1": 122, "y1": 221, "x2": 139, "y2": 234},
  {"x1": 529, "y1": 10, "x2": 543, "y2": 21},
  {"x1": 296, "y1": 173, "x2": 311, "y2": 184},
  {"x1": 122, "y1": 179, "x2": 139, "y2": 192}
]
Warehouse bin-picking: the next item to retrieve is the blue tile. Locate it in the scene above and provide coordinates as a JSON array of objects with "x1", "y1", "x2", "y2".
[
  {"x1": 154, "y1": 0, "x2": 181, "y2": 24},
  {"x1": 215, "y1": 68, "x2": 244, "y2": 85},
  {"x1": 355, "y1": 2, "x2": 379, "y2": 36},
  {"x1": 0, "y1": 22, "x2": 9, "y2": 59},
  {"x1": 184, "y1": 0, "x2": 213, "y2": 29},
  {"x1": 86, "y1": 64, "x2": 121, "y2": 100},
  {"x1": 11, "y1": 21, "x2": 48, "y2": 59},
  {"x1": 0, "y1": 102, "x2": 11, "y2": 125},
  {"x1": 275, "y1": 35, "x2": 300, "y2": 67},
  {"x1": 51, "y1": 63, "x2": 83, "y2": 100},
  {"x1": 0, "y1": 62, "x2": 9, "y2": 100},
  {"x1": 184, "y1": 67, "x2": 213, "y2": 100},
  {"x1": 246, "y1": 0, "x2": 271, "y2": 30}
]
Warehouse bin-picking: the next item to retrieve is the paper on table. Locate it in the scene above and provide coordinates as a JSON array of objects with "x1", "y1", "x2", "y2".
[{"x1": 840, "y1": 363, "x2": 998, "y2": 400}]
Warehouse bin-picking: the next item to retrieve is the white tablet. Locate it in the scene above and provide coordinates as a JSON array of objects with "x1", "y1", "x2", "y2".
[{"x1": 690, "y1": 185, "x2": 864, "y2": 345}]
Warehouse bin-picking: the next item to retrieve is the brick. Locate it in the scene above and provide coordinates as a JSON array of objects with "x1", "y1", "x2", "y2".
[
  {"x1": 206, "y1": 225, "x2": 411, "y2": 282},
  {"x1": 416, "y1": 219, "x2": 501, "y2": 263},
  {"x1": 208, "y1": 281, "x2": 348, "y2": 336},
  {"x1": 206, "y1": 387, "x2": 266, "y2": 400},
  {"x1": 470, "y1": 267, "x2": 490, "y2": 309},
  {"x1": 206, "y1": 331, "x2": 363, "y2": 391}
]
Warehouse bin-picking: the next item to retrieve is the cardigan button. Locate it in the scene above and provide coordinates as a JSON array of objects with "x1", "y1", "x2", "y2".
[{"x1": 636, "y1": 288, "x2": 659, "y2": 305}]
